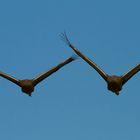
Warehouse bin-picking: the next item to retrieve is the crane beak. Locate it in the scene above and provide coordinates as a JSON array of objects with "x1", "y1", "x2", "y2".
[
  {"x1": 115, "y1": 92, "x2": 119, "y2": 96},
  {"x1": 27, "y1": 93, "x2": 32, "y2": 97}
]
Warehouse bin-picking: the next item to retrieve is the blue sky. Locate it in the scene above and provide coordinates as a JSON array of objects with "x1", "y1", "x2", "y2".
[{"x1": 0, "y1": 0, "x2": 139, "y2": 139}]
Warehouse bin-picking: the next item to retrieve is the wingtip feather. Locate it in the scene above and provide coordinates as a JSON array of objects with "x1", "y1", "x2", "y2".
[{"x1": 71, "y1": 54, "x2": 79, "y2": 60}]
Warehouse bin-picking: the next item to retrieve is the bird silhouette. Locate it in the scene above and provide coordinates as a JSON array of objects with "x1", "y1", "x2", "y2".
[
  {"x1": 0, "y1": 56, "x2": 77, "y2": 96},
  {"x1": 61, "y1": 32, "x2": 140, "y2": 95}
]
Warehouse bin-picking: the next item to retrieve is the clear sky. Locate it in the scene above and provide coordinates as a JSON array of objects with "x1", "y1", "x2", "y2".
[{"x1": 0, "y1": 0, "x2": 139, "y2": 140}]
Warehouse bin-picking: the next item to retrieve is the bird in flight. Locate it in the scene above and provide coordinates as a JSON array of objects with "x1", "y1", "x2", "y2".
[
  {"x1": 0, "y1": 56, "x2": 77, "y2": 96},
  {"x1": 61, "y1": 32, "x2": 140, "y2": 95}
]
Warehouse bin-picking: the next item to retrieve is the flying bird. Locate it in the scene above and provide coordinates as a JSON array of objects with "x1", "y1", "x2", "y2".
[
  {"x1": 61, "y1": 32, "x2": 140, "y2": 95},
  {"x1": 0, "y1": 56, "x2": 77, "y2": 96}
]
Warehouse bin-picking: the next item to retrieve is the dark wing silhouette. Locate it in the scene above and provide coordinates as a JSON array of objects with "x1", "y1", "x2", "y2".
[
  {"x1": 33, "y1": 56, "x2": 77, "y2": 86},
  {"x1": 60, "y1": 32, "x2": 108, "y2": 82},
  {"x1": 122, "y1": 64, "x2": 140, "y2": 85},
  {"x1": 0, "y1": 72, "x2": 20, "y2": 86}
]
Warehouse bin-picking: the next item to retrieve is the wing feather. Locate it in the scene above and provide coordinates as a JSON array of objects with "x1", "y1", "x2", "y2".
[
  {"x1": 60, "y1": 32, "x2": 108, "y2": 82},
  {"x1": 122, "y1": 64, "x2": 140, "y2": 85},
  {"x1": 0, "y1": 72, "x2": 20, "y2": 86},
  {"x1": 33, "y1": 56, "x2": 77, "y2": 86}
]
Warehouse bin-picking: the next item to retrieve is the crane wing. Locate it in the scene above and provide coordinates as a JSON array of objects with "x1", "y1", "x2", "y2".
[
  {"x1": 33, "y1": 56, "x2": 77, "y2": 86},
  {"x1": 60, "y1": 32, "x2": 108, "y2": 82},
  {"x1": 122, "y1": 64, "x2": 140, "y2": 85},
  {"x1": 0, "y1": 71, "x2": 20, "y2": 86}
]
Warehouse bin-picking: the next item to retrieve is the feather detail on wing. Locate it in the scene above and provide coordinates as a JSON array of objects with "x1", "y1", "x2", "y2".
[
  {"x1": 33, "y1": 56, "x2": 77, "y2": 86},
  {"x1": 122, "y1": 64, "x2": 140, "y2": 85},
  {"x1": 60, "y1": 32, "x2": 108, "y2": 82}
]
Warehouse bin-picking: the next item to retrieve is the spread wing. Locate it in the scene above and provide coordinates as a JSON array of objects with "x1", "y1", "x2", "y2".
[
  {"x1": 60, "y1": 32, "x2": 108, "y2": 82},
  {"x1": 122, "y1": 63, "x2": 140, "y2": 85},
  {"x1": 33, "y1": 56, "x2": 77, "y2": 86},
  {"x1": 0, "y1": 71, "x2": 20, "y2": 86}
]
